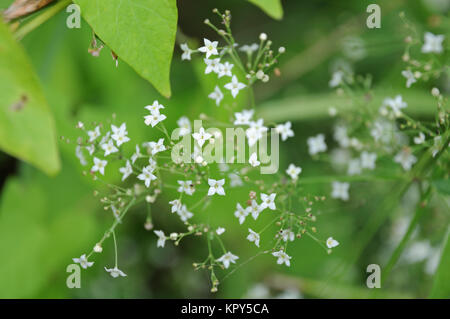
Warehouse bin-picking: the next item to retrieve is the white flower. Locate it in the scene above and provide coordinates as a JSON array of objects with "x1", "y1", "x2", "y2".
[
  {"x1": 246, "y1": 119, "x2": 268, "y2": 146},
  {"x1": 131, "y1": 145, "x2": 141, "y2": 164},
  {"x1": 85, "y1": 144, "x2": 95, "y2": 156},
  {"x1": 204, "y1": 58, "x2": 221, "y2": 74},
  {"x1": 431, "y1": 136, "x2": 445, "y2": 157},
  {"x1": 326, "y1": 237, "x2": 339, "y2": 249},
  {"x1": 234, "y1": 203, "x2": 248, "y2": 224},
  {"x1": 72, "y1": 254, "x2": 94, "y2": 269},
  {"x1": 119, "y1": 160, "x2": 133, "y2": 181},
  {"x1": 198, "y1": 38, "x2": 219, "y2": 58},
  {"x1": 177, "y1": 180, "x2": 195, "y2": 195},
  {"x1": 75, "y1": 145, "x2": 87, "y2": 166},
  {"x1": 249, "y1": 152, "x2": 260, "y2": 167},
  {"x1": 87, "y1": 126, "x2": 101, "y2": 142},
  {"x1": 421, "y1": 32, "x2": 444, "y2": 54},
  {"x1": 217, "y1": 252, "x2": 239, "y2": 269},
  {"x1": 144, "y1": 112, "x2": 166, "y2": 127},
  {"x1": 177, "y1": 116, "x2": 191, "y2": 136},
  {"x1": 275, "y1": 121, "x2": 294, "y2": 141},
  {"x1": 234, "y1": 109, "x2": 254, "y2": 125},
  {"x1": 154, "y1": 230, "x2": 166, "y2": 248},
  {"x1": 331, "y1": 181, "x2": 349, "y2": 201},
  {"x1": 180, "y1": 43, "x2": 192, "y2": 60},
  {"x1": 208, "y1": 86, "x2": 224, "y2": 106},
  {"x1": 218, "y1": 61, "x2": 233, "y2": 78},
  {"x1": 177, "y1": 205, "x2": 193, "y2": 222},
  {"x1": 247, "y1": 200, "x2": 262, "y2": 220},
  {"x1": 329, "y1": 70, "x2": 344, "y2": 88},
  {"x1": 360, "y1": 151, "x2": 377, "y2": 170},
  {"x1": 247, "y1": 228, "x2": 260, "y2": 247},
  {"x1": 239, "y1": 43, "x2": 259, "y2": 54},
  {"x1": 401, "y1": 69, "x2": 417, "y2": 88},
  {"x1": 93, "y1": 243, "x2": 102, "y2": 253},
  {"x1": 286, "y1": 164, "x2": 301, "y2": 180},
  {"x1": 147, "y1": 138, "x2": 166, "y2": 155},
  {"x1": 272, "y1": 250, "x2": 291, "y2": 267},
  {"x1": 394, "y1": 148, "x2": 417, "y2": 171},
  {"x1": 307, "y1": 134, "x2": 327, "y2": 155},
  {"x1": 224, "y1": 75, "x2": 246, "y2": 98},
  {"x1": 169, "y1": 199, "x2": 182, "y2": 213},
  {"x1": 111, "y1": 123, "x2": 130, "y2": 146},
  {"x1": 145, "y1": 100, "x2": 164, "y2": 114},
  {"x1": 137, "y1": 165, "x2": 157, "y2": 187},
  {"x1": 216, "y1": 227, "x2": 226, "y2": 235},
  {"x1": 229, "y1": 173, "x2": 243, "y2": 187},
  {"x1": 260, "y1": 193, "x2": 276, "y2": 210},
  {"x1": 414, "y1": 132, "x2": 425, "y2": 145},
  {"x1": 101, "y1": 139, "x2": 119, "y2": 156},
  {"x1": 104, "y1": 266, "x2": 127, "y2": 278},
  {"x1": 385, "y1": 95, "x2": 407, "y2": 117},
  {"x1": 192, "y1": 127, "x2": 212, "y2": 147},
  {"x1": 328, "y1": 107, "x2": 337, "y2": 117},
  {"x1": 347, "y1": 158, "x2": 362, "y2": 176},
  {"x1": 280, "y1": 229, "x2": 295, "y2": 242},
  {"x1": 91, "y1": 157, "x2": 107, "y2": 175},
  {"x1": 208, "y1": 178, "x2": 225, "y2": 196},
  {"x1": 99, "y1": 131, "x2": 111, "y2": 145}
]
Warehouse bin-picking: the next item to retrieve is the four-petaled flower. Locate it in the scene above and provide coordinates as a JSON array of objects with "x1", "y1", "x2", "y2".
[
  {"x1": 87, "y1": 126, "x2": 101, "y2": 142},
  {"x1": 421, "y1": 32, "x2": 444, "y2": 54},
  {"x1": 286, "y1": 164, "x2": 301, "y2": 180},
  {"x1": 247, "y1": 228, "x2": 260, "y2": 247},
  {"x1": 101, "y1": 139, "x2": 119, "y2": 156},
  {"x1": 326, "y1": 237, "x2": 339, "y2": 249},
  {"x1": 208, "y1": 86, "x2": 224, "y2": 106},
  {"x1": 193, "y1": 127, "x2": 212, "y2": 148},
  {"x1": 180, "y1": 43, "x2": 192, "y2": 60},
  {"x1": 331, "y1": 181, "x2": 349, "y2": 201},
  {"x1": 111, "y1": 123, "x2": 130, "y2": 146},
  {"x1": 217, "y1": 252, "x2": 239, "y2": 269},
  {"x1": 275, "y1": 121, "x2": 294, "y2": 141},
  {"x1": 73, "y1": 254, "x2": 94, "y2": 269},
  {"x1": 137, "y1": 165, "x2": 157, "y2": 187},
  {"x1": 247, "y1": 200, "x2": 262, "y2": 220},
  {"x1": 234, "y1": 109, "x2": 254, "y2": 125},
  {"x1": 119, "y1": 160, "x2": 133, "y2": 181},
  {"x1": 154, "y1": 230, "x2": 166, "y2": 248},
  {"x1": 208, "y1": 178, "x2": 226, "y2": 196},
  {"x1": 104, "y1": 266, "x2": 127, "y2": 278},
  {"x1": 204, "y1": 58, "x2": 221, "y2": 74},
  {"x1": 260, "y1": 193, "x2": 276, "y2": 210},
  {"x1": 225, "y1": 75, "x2": 246, "y2": 98},
  {"x1": 234, "y1": 203, "x2": 248, "y2": 224},
  {"x1": 177, "y1": 180, "x2": 195, "y2": 195},
  {"x1": 401, "y1": 69, "x2": 417, "y2": 88},
  {"x1": 92, "y1": 157, "x2": 107, "y2": 175},
  {"x1": 218, "y1": 62, "x2": 233, "y2": 78},
  {"x1": 198, "y1": 38, "x2": 219, "y2": 58},
  {"x1": 249, "y1": 152, "x2": 260, "y2": 167},
  {"x1": 360, "y1": 151, "x2": 377, "y2": 170},
  {"x1": 307, "y1": 134, "x2": 327, "y2": 155},
  {"x1": 147, "y1": 138, "x2": 166, "y2": 156},
  {"x1": 272, "y1": 250, "x2": 291, "y2": 267}
]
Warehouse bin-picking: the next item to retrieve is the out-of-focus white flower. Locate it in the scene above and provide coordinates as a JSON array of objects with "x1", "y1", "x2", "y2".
[
  {"x1": 275, "y1": 121, "x2": 294, "y2": 141},
  {"x1": 216, "y1": 227, "x2": 226, "y2": 235},
  {"x1": 421, "y1": 32, "x2": 444, "y2": 54},
  {"x1": 360, "y1": 151, "x2": 377, "y2": 170},
  {"x1": 104, "y1": 266, "x2": 127, "y2": 278},
  {"x1": 394, "y1": 148, "x2": 417, "y2": 171},
  {"x1": 154, "y1": 230, "x2": 166, "y2": 248},
  {"x1": 119, "y1": 160, "x2": 133, "y2": 181},
  {"x1": 414, "y1": 132, "x2": 426, "y2": 145},
  {"x1": 180, "y1": 43, "x2": 192, "y2": 60},
  {"x1": 208, "y1": 86, "x2": 224, "y2": 106},
  {"x1": 331, "y1": 181, "x2": 349, "y2": 201},
  {"x1": 249, "y1": 152, "x2": 260, "y2": 167},
  {"x1": 308, "y1": 134, "x2": 327, "y2": 155},
  {"x1": 87, "y1": 126, "x2": 101, "y2": 142},
  {"x1": 401, "y1": 69, "x2": 417, "y2": 88}
]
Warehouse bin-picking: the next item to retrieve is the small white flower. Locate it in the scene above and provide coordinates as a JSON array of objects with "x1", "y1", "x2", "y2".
[
  {"x1": 131, "y1": 145, "x2": 141, "y2": 164},
  {"x1": 280, "y1": 229, "x2": 295, "y2": 242},
  {"x1": 326, "y1": 237, "x2": 339, "y2": 249},
  {"x1": 91, "y1": 157, "x2": 107, "y2": 175},
  {"x1": 360, "y1": 151, "x2": 377, "y2": 170},
  {"x1": 331, "y1": 181, "x2": 349, "y2": 201},
  {"x1": 234, "y1": 203, "x2": 248, "y2": 224},
  {"x1": 137, "y1": 165, "x2": 157, "y2": 188},
  {"x1": 177, "y1": 205, "x2": 193, "y2": 222},
  {"x1": 208, "y1": 86, "x2": 224, "y2": 106},
  {"x1": 216, "y1": 227, "x2": 226, "y2": 235},
  {"x1": 414, "y1": 132, "x2": 425, "y2": 145},
  {"x1": 328, "y1": 107, "x2": 337, "y2": 117},
  {"x1": 421, "y1": 32, "x2": 444, "y2": 54},
  {"x1": 101, "y1": 139, "x2": 119, "y2": 156},
  {"x1": 119, "y1": 160, "x2": 133, "y2": 181},
  {"x1": 204, "y1": 58, "x2": 221, "y2": 74},
  {"x1": 144, "y1": 112, "x2": 166, "y2": 127},
  {"x1": 111, "y1": 123, "x2": 130, "y2": 146},
  {"x1": 72, "y1": 254, "x2": 94, "y2": 269},
  {"x1": 247, "y1": 228, "x2": 260, "y2": 247},
  {"x1": 347, "y1": 158, "x2": 362, "y2": 176},
  {"x1": 87, "y1": 126, "x2": 101, "y2": 142},
  {"x1": 247, "y1": 200, "x2": 262, "y2": 220},
  {"x1": 224, "y1": 75, "x2": 246, "y2": 98},
  {"x1": 192, "y1": 127, "x2": 212, "y2": 147},
  {"x1": 75, "y1": 145, "x2": 87, "y2": 166},
  {"x1": 246, "y1": 119, "x2": 268, "y2": 146},
  {"x1": 177, "y1": 116, "x2": 192, "y2": 136},
  {"x1": 169, "y1": 199, "x2": 182, "y2": 213},
  {"x1": 93, "y1": 243, "x2": 103, "y2": 253},
  {"x1": 260, "y1": 193, "x2": 276, "y2": 210},
  {"x1": 217, "y1": 252, "x2": 239, "y2": 269},
  {"x1": 145, "y1": 100, "x2": 165, "y2": 114},
  {"x1": 85, "y1": 144, "x2": 95, "y2": 156},
  {"x1": 229, "y1": 173, "x2": 243, "y2": 187},
  {"x1": 286, "y1": 164, "x2": 301, "y2": 180},
  {"x1": 198, "y1": 38, "x2": 219, "y2": 58},
  {"x1": 234, "y1": 109, "x2": 254, "y2": 125},
  {"x1": 177, "y1": 180, "x2": 195, "y2": 196},
  {"x1": 307, "y1": 134, "x2": 327, "y2": 155},
  {"x1": 218, "y1": 61, "x2": 233, "y2": 78},
  {"x1": 272, "y1": 250, "x2": 291, "y2": 267},
  {"x1": 401, "y1": 69, "x2": 417, "y2": 88},
  {"x1": 275, "y1": 121, "x2": 294, "y2": 141},
  {"x1": 329, "y1": 70, "x2": 344, "y2": 88},
  {"x1": 394, "y1": 148, "x2": 417, "y2": 171},
  {"x1": 104, "y1": 266, "x2": 127, "y2": 278},
  {"x1": 385, "y1": 95, "x2": 407, "y2": 117},
  {"x1": 208, "y1": 178, "x2": 225, "y2": 196},
  {"x1": 249, "y1": 152, "x2": 260, "y2": 167},
  {"x1": 147, "y1": 138, "x2": 166, "y2": 155},
  {"x1": 154, "y1": 230, "x2": 166, "y2": 248},
  {"x1": 239, "y1": 43, "x2": 259, "y2": 54},
  {"x1": 180, "y1": 43, "x2": 192, "y2": 60}
]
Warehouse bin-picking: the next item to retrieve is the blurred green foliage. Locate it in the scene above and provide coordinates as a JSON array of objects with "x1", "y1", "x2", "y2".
[{"x1": 0, "y1": 0, "x2": 449, "y2": 298}]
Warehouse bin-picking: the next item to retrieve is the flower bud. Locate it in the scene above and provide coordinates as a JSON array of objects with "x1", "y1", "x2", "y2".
[{"x1": 259, "y1": 33, "x2": 267, "y2": 41}]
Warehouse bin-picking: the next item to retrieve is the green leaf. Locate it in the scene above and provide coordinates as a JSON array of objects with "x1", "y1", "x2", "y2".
[
  {"x1": 432, "y1": 179, "x2": 450, "y2": 196},
  {"x1": 247, "y1": 0, "x2": 283, "y2": 20},
  {"x1": 430, "y1": 228, "x2": 450, "y2": 298},
  {"x1": 0, "y1": 20, "x2": 60, "y2": 175},
  {"x1": 74, "y1": 0, "x2": 178, "y2": 97}
]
